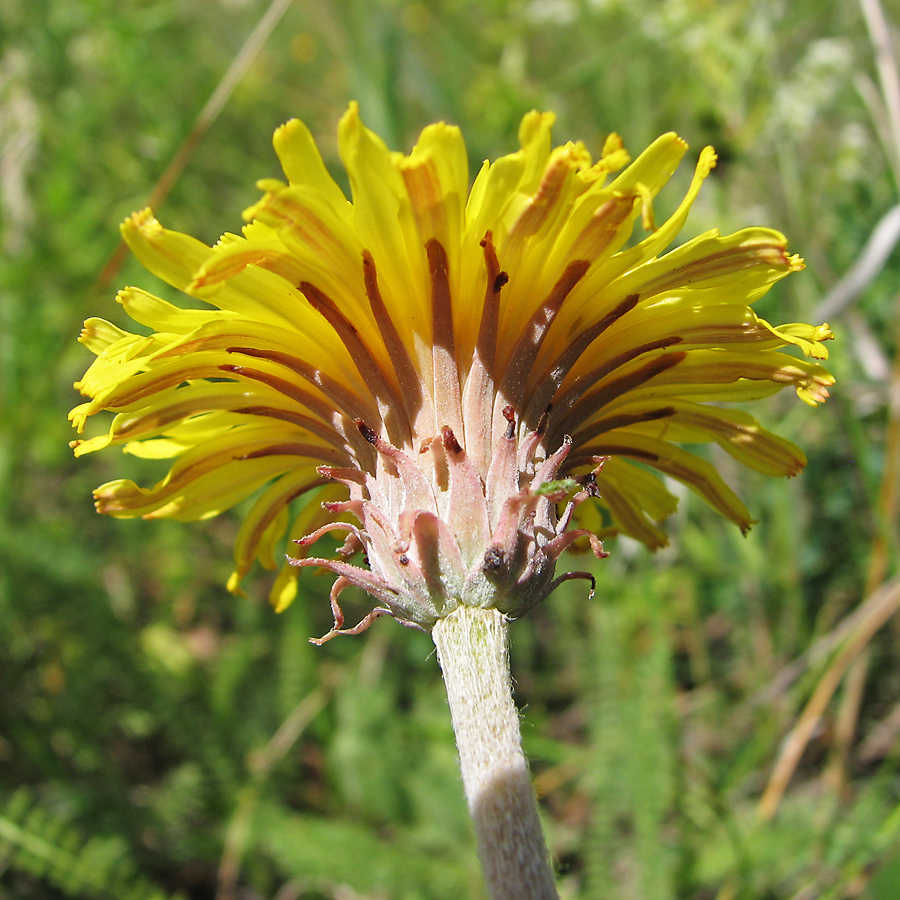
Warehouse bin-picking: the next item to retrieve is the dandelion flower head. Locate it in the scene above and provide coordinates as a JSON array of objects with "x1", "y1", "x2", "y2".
[{"x1": 70, "y1": 105, "x2": 833, "y2": 639}]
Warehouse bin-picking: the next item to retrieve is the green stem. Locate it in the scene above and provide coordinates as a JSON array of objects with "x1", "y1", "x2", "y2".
[{"x1": 431, "y1": 606, "x2": 558, "y2": 900}]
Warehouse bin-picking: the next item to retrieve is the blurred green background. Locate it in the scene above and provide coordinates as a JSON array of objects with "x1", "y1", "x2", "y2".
[{"x1": 2, "y1": 0, "x2": 900, "y2": 897}]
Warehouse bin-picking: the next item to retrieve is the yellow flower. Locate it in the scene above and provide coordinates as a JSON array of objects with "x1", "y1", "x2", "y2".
[{"x1": 71, "y1": 104, "x2": 833, "y2": 639}]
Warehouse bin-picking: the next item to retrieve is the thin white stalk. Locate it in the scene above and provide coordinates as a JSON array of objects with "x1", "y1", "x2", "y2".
[{"x1": 432, "y1": 606, "x2": 558, "y2": 900}]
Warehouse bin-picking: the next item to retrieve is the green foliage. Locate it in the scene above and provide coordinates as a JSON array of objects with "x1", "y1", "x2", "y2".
[
  {"x1": 2, "y1": 0, "x2": 899, "y2": 897},
  {"x1": 0, "y1": 789, "x2": 182, "y2": 900},
  {"x1": 256, "y1": 799, "x2": 479, "y2": 900},
  {"x1": 581, "y1": 586, "x2": 678, "y2": 899}
]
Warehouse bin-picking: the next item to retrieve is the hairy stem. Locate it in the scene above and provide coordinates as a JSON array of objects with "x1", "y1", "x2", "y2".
[{"x1": 432, "y1": 606, "x2": 558, "y2": 900}]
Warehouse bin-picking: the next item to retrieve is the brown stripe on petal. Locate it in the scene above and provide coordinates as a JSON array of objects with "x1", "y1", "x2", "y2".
[
  {"x1": 219, "y1": 363, "x2": 359, "y2": 430},
  {"x1": 553, "y1": 337, "x2": 683, "y2": 416},
  {"x1": 498, "y1": 258, "x2": 590, "y2": 422},
  {"x1": 654, "y1": 405, "x2": 807, "y2": 477},
  {"x1": 460, "y1": 232, "x2": 506, "y2": 476},
  {"x1": 558, "y1": 349, "x2": 687, "y2": 440},
  {"x1": 317, "y1": 464, "x2": 367, "y2": 485},
  {"x1": 587, "y1": 438, "x2": 754, "y2": 532},
  {"x1": 589, "y1": 443, "x2": 659, "y2": 464},
  {"x1": 427, "y1": 240, "x2": 455, "y2": 354},
  {"x1": 111, "y1": 385, "x2": 348, "y2": 456},
  {"x1": 113, "y1": 405, "x2": 208, "y2": 439},
  {"x1": 426, "y1": 239, "x2": 464, "y2": 440},
  {"x1": 233, "y1": 406, "x2": 348, "y2": 451},
  {"x1": 476, "y1": 232, "x2": 504, "y2": 377},
  {"x1": 156, "y1": 335, "x2": 234, "y2": 358},
  {"x1": 635, "y1": 241, "x2": 792, "y2": 299},
  {"x1": 523, "y1": 293, "x2": 640, "y2": 425},
  {"x1": 101, "y1": 364, "x2": 240, "y2": 408},
  {"x1": 225, "y1": 348, "x2": 376, "y2": 425},
  {"x1": 238, "y1": 441, "x2": 344, "y2": 464},
  {"x1": 300, "y1": 280, "x2": 412, "y2": 446},
  {"x1": 155, "y1": 330, "x2": 327, "y2": 362},
  {"x1": 507, "y1": 151, "x2": 576, "y2": 241},
  {"x1": 567, "y1": 194, "x2": 637, "y2": 262},
  {"x1": 241, "y1": 250, "x2": 307, "y2": 289},
  {"x1": 571, "y1": 406, "x2": 678, "y2": 446},
  {"x1": 96, "y1": 443, "x2": 310, "y2": 518},
  {"x1": 188, "y1": 246, "x2": 303, "y2": 293},
  {"x1": 362, "y1": 250, "x2": 429, "y2": 432},
  {"x1": 401, "y1": 158, "x2": 445, "y2": 246}
]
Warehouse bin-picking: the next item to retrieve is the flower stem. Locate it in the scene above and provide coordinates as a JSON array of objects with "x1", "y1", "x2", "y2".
[{"x1": 432, "y1": 606, "x2": 558, "y2": 900}]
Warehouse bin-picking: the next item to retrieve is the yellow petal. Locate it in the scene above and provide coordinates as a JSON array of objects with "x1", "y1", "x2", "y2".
[
  {"x1": 583, "y1": 399, "x2": 807, "y2": 477},
  {"x1": 117, "y1": 287, "x2": 240, "y2": 333},
  {"x1": 758, "y1": 320, "x2": 834, "y2": 359},
  {"x1": 585, "y1": 432, "x2": 754, "y2": 531},
  {"x1": 78, "y1": 318, "x2": 131, "y2": 355},
  {"x1": 272, "y1": 117, "x2": 350, "y2": 215},
  {"x1": 338, "y1": 103, "x2": 431, "y2": 348},
  {"x1": 94, "y1": 424, "x2": 328, "y2": 520}
]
